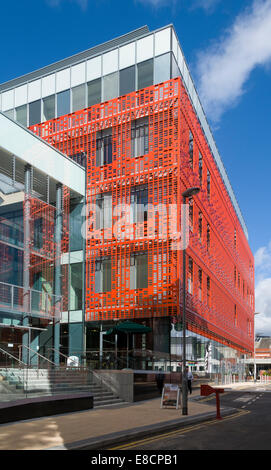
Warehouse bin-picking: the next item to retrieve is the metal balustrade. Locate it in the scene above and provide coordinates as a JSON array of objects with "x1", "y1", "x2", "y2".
[{"x1": 0, "y1": 281, "x2": 62, "y2": 318}]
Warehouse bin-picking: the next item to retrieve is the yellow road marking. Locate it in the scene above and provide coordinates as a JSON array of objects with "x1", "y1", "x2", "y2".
[{"x1": 108, "y1": 409, "x2": 250, "y2": 450}]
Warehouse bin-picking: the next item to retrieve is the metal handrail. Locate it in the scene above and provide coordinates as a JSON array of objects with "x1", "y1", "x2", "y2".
[
  {"x1": 47, "y1": 347, "x2": 70, "y2": 364},
  {"x1": 0, "y1": 346, "x2": 27, "y2": 367},
  {"x1": 18, "y1": 345, "x2": 56, "y2": 367}
]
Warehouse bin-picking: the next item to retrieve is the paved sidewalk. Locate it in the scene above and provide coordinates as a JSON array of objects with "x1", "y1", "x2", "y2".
[{"x1": 0, "y1": 388, "x2": 236, "y2": 451}]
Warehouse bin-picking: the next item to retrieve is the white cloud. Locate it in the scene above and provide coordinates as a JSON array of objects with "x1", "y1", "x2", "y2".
[
  {"x1": 191, "y1": 0, "x2": 220, "y2": 12},
  {"x1": 254, "y1": 240, "x2": 271, "y2": 335},
  {"x1": 47, "y1": 0, "x2": 88, "y2": 10},
  {"x1": 135, "y1": 0, "x2": 176, "y2": 6},
  {"x1": 196, "y1": 0, "x2": 271, "y2": 121},
  {"x1": 255, "y1": 279, "x2": 271, "y2": 335}
]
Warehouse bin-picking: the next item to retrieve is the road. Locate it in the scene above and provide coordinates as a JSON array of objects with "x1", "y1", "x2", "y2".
[{"x1": 107, "y1": 385, "x2": 271, "y2": 450}]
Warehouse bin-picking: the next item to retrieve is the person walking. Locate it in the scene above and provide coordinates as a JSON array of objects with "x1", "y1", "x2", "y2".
[
  {"x1": 156, "y1": 368, "x2": 165, "y2": 395},
  {"x1": 186, "y1": 367, "x2": 193, "y2": 395}
]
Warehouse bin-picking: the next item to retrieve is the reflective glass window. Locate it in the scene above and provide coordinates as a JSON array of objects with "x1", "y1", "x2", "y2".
[
  {"x1": 119, "y1": 66, "x2": 135, "y2": 96},
  {"x1": 70, "y1": 201, "x2": 83, "y2": 252},
  {"x1": 95, "y1": 258, "x2": 111, "y2": 293},
  {"x1": 154, "y1": 53, "x2": 171, "y2": 84},
  {"x1": 4, "y1": 109, "x2": 14, "y2": 119},
  {"x1": 57, "y1": 89, "x2": 70, "y2": 117},
  {"x1": 103, "y1": 72, "x2": 118, "y2": 101},
  {"x1": 29, "y1": 100, "x2": 41, "y2": 126},
  {"x1": 96, "y1": 128, "x2": 112, "y2": 166},
  {"x1": 69, "y1": 263, "x2": 83, "y2": 310},
  {"x1": 137, "y1": 59, "x2": 153, "y2": 90},
  {"x1": 96, "y1": 192, "x2": 112, "y2": 230},
  {"x1": 42, "y1": 95, "x2": 55, "y2": 122},
  {"x1": 172, "y1": 54, "x2": 180, "y2": 79},
  {"x1": 87, "y1": 78, "x2": 101, "y2": 106},
  {"x1": 15, "y1": 105, "x2": 27, "y2": 126},
  {"x1": 72, "y1": 84, "x2": 85, "y2": 112},
  {"x1": 131, "y1": 117, "x2": 149, "y2": 158}
]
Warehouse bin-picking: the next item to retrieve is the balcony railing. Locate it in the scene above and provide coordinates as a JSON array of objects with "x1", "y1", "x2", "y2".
[{"x1": 0, "y1": 281, "x2": 62, "y2": 319}]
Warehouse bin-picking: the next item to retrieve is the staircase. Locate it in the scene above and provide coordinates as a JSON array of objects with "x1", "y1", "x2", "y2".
[{"x1": 0, "y1": 368, "x2": 126, "y2": 408}]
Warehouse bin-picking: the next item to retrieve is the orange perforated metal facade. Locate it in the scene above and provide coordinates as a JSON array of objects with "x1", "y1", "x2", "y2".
[{"x1": 30, "y1": 77, "x2": 255, "y2": 353}]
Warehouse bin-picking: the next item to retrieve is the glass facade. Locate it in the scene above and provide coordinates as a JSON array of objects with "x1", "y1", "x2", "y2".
[
  {"x1": 57, "y1": 89, "x2": 70, "y2": 117},
  {"x1": 29, "y1": 100, "x2": 41, "y2": 126},
  {"x1": 42, "y1": 95, "x2": 55, "y2": 121},
  {"x1": 137, "y1": 59, "x2": 153, "y2": 90},
  {"x1": 87, "y1": 78, "x2": 101, "y2": 106},
  {"x1": 69, "y1": 263, "x2": 83, "y2": 311},
  {"x1": 15, "y1": 105, "x2": 27, "y2": 126},
  {"x1": 119, "y1": 65, "x2": 136, "y2": 96},
  {"x1": 103, "y1": 72, "x2": 119, "y2": 101},
  {"x1": 72, "y1": 84, "x2": 85, "y2": 112},
  {"x1": 170, "y1": 326, "x2": 246, "y2": 383}
]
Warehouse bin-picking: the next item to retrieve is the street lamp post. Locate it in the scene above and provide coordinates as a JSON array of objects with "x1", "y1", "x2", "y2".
[
  {"x1": 254, "y1": 313, "x2": 260, "y2": 382},
  {"x1": 181, "y1": 187, "x2": 200, "y2": 415}
]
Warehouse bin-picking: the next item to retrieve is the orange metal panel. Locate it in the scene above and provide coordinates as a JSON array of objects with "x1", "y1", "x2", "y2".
[{"x1": 30, "y1": 77, "x2": 254, "y2": 353}]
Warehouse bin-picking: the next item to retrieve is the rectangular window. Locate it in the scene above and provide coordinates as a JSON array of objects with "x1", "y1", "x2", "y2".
[
  {"x1": 95, "y1": 258, "x2": 111, "y2": 293},
  {"x1": 135, "y1": 253, "x2": 148, "y2": 289},
  {"x1": 96, "y1": 128, "x2": 112, "y2": 166},
  {"x1": 234, "y1": 305, "x2": 237, "y2": 327},
  {"x1": 131, "y1": 185, "x2": 148, "y2": 224},
  {"x1": 137, "y1": 59, "x2": 153, "y2": 90},
  {"x1": 96, "y1": 192, "x2": 112, "y2": 229},
  {"x1": 15, "y1": 105, "x2": 27, "y2": 126},
  {"x1": 69, "y1": 201, "x2": 83, "y2": 252},
  {"x1": 171, "y1": 54, "x2": 180, "y2": 79},
  {"x1": 189, "y1": 131, "x2": 194, "y2": 169},
  {"x1": 154, "y1": 53, "x2": 171, "y2": 84},
  {"x1": 69, "y1": 263, "x2": 83, "y2": 310},
  {"x1": 130, "y1": 253, "x2": 148, "y2": 289},
  {"x1": 87, "y1": 78, "x2": 101, "y2": 107},
  {"x1": 29, "y1": 100, "x2": 41, "y2": 126},
  {"x1": 103, "y1": 72, "x2": 118, "y2": 102},
  {"x1": 131, "y1": 117, "x2": 149, "y2": 158},
  {"x1": 72, "y1": 84, "x2": 86, "y2": 112},
  {"x1": 42, "y1": 95, "x2": 55, "y2": 122},
  {"x1": 4, "y1": 109, "x2": 14, "y2": 119},
  {"x1": 57, "y1": 89, "x2": 70, "y2": 117},
  {"x1": 120, "y1": 65, "x2": 135, "y2": 96}
]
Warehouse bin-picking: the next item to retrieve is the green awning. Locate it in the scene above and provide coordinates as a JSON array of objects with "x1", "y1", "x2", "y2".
[{"x1": 105, "y1": 320, "x2": 152, "y2": 335}]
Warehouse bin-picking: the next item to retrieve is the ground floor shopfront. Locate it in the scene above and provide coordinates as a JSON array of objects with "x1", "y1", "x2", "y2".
[{"x1": 1, "y1": 314, "x2": 249, "y2": 381}]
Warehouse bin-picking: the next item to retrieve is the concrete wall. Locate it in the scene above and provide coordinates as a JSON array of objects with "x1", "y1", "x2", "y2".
[{"x1": 97, "y1": 370, "x2": 134, "y2": 402}]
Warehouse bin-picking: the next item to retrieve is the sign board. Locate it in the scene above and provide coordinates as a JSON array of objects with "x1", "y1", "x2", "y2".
[
  {"x1": 200, "y1": 384, "x2": 224, "y2": 396},
  {"x1": 67, "y1": 355, "x2": 79, "y2": 367},
  {"x1": 161, "y1": 383, "x2": 180, "y2": 409},
  {"x1": 200, "y1": 384, "x2": 224, "y2": 420}
]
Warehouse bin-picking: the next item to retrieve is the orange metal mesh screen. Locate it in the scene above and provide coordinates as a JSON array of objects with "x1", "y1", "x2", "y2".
[{"x1": 30, "y1": 77, "x2": 254, "y2": 353}]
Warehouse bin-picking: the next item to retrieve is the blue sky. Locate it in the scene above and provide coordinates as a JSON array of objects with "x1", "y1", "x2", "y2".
[{"x1": 1, "y1": 0, "x2": 271, "y2": 333}]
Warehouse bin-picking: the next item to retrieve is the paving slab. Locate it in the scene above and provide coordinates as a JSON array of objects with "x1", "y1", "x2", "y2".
[{"x1": 0, "y1": 394, "x2": 222, "y2": 450}]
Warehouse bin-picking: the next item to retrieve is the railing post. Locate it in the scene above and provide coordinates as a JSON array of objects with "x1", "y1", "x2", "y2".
[{"x1": 11, "y1": 284, "x2": 14, "y2": 310}]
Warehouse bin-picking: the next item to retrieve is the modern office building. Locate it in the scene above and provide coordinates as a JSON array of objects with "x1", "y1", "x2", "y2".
[{"x1": 0, "y1": 25, "x2": 255, "y2": 378}]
